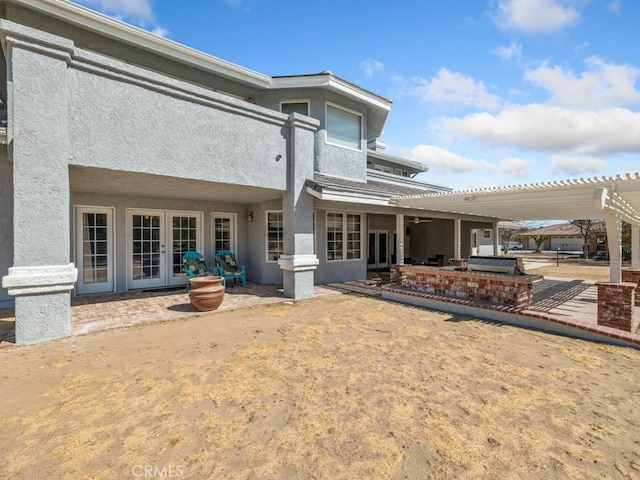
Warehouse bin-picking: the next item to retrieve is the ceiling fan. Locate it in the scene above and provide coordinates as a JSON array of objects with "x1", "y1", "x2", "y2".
[{"x1": 410, "y1": 217, "x2": 432, "y2": 224}]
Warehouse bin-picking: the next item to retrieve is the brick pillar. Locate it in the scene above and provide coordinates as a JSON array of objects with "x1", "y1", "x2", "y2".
[
  {"x1": 621, "y1": 270, "x2": 640, "y2": 306},
  {"x1": 596, "y1": 282, "x2": 638, "y2": 332}
]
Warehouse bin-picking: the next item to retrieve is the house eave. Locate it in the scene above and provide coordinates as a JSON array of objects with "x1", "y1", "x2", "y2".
[
  {"x1": 271, "y1": 74, "x2": 392, "y2": 112},
  {"x1": 15, "y1": 0, "x2": 272, "y2": 88}
]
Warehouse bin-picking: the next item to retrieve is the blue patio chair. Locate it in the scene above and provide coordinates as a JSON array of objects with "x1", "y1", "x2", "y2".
[
  {"x1": 213, "y1": 250, "x2": 247, "y2": 287},
  {"x1": 181, "y1": 251, "x2": 215, "y2": 278}
]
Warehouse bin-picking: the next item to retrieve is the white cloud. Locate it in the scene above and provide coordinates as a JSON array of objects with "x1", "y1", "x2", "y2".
[
  {"x1": 492, "y1": 42, "x2": 522, "y2": 62},
  {"x1": 525, "y1": 57, "x2": 640, "y2": 108},
  {"x1": 550, "y1": 155, "x2": 607, "y2": 175},
  {"x1": 434, "y1": 104, "x2": 640, "y2": 156},
  {"x1": 360, "y1": 58, "x2": 384, "y2": 78},
  {"x1": 73, "y1": 0, "x2": 168, "y2": 35},
  {"x1": 493, "y1": 0, "x2": 580, "y2": 34},
  {"x1": 74, "y1": 0, "x2": 154, "y2": 21},
  {"x1": 404, "y1": 145, "x2": 480, "y2": 173},
  {"x1": 412, "y1": 68, "x2": 502, "y2": 110},
  {"x1": 491, "y1": 157, "x2": 533, "y2": 178},
  {"x1": 608, "y1": 1, "x2": 621, "y2": 14}
]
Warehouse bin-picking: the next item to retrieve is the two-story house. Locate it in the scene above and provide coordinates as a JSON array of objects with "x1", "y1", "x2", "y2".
[{"x1": 0, "y1": 0, "x2": 501, "y2": 345}]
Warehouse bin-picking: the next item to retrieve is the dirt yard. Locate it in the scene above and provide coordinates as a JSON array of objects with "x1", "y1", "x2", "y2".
[
  {"x1": 1, "y1": 294, "x2": 640, "y2": 479},
  {"x1": 526, "y1": 260, "x2": 611, "y2": 281}
]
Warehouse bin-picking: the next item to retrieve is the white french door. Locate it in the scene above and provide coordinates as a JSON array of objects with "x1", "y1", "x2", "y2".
[
  {"x1": 128, "y1": 210, "x2": 203, "y2": 289},
  {"x1": 368, "y1": 230, "x2": 389, "y2": 268},
  {"x1": 75, "y1": 207, "x2": 114, "y2": 295}
]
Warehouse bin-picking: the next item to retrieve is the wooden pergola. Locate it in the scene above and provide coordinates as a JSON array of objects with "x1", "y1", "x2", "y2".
[{"x1": 393, "y1": 173, "x2": 640, "y2": 283}]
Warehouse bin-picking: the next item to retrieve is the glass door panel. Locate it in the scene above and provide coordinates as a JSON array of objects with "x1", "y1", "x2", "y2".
[
  {"x1": 130, "y1": 212, "x2": 165, "y2": 289},
  {"x1": 76, "y1": 208, "x2": 113, "y2": 295},
  {"x1": 367, "y1": 230, "x2": 388, "y2": 269},
  {"x1": 169, "y1": 213, "x2": 200, "y2": 285}
]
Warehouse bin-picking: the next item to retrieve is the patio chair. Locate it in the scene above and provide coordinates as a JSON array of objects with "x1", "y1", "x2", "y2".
[
  {"x1": 213, "y1": 250, "x2": 247, "y2": 287},
  {"x1": 181, "y1": 251, "x2": 216, "y2": 278}
]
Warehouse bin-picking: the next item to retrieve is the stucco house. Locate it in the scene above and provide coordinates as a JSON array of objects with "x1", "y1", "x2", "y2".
[
  {"x1": 0, "y1": 0, "x2": 508, "y2": 345},
  {"x1": 521, "y1": 222, "x2": 607, "y2": 255}
]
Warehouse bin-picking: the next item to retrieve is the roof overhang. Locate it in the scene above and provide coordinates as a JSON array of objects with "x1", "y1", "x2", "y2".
[
  {"x1": 392, "y1": 173, "x2": 640, "y2": 225},
  {"x1": 14, "y1": 0, "x2": 272, "y2": 88}
]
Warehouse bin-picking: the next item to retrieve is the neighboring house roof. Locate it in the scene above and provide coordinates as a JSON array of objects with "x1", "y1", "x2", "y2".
[
  {"x1": 524, "y1": 222, "x2": 606, "y2": 237},
  {"x1": 306, "y1": 173, "x2": 447, "y2": 206}
]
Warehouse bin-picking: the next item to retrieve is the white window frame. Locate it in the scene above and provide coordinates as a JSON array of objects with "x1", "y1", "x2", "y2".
[
  {"x1": 280, "y1": 99, "x2": 310, "y2": 116},
  {"x1": 74, "y1": 206, "x2": 115, "y2": 295},
  {"x1": 212, "y1": 212, "x2": 237, "y2": 255},
  {"x1": 325, "y1": 102, "x2": 363, "y2": 151},
  {"x1": 483, "y1": 230, "x2": 492, "y2": 240},
  {"x1": 266, "y1": 210, "x2": 284, "y2": 262},
  {"x1": 374, "y1": 164, "x2": 394, "y2": 174},
  {"x1": 326, "y1": 211, "x2": 363, "y2": 262}
]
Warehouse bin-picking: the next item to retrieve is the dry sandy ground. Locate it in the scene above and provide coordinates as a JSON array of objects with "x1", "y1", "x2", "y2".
[
  {"x1": 1, "y1": 294, "x2": 640, "y2": 479},
  {"x1": 526, "y1": 261, "x2": 610, "y2": 282}
]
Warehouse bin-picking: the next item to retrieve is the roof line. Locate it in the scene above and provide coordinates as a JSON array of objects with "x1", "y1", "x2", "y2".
[{"x1": 17, "y1": 0, "x2": 272, "y2": 87}]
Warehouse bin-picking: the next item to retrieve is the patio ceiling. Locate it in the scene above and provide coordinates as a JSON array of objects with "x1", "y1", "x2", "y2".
[{"x1": 393, "y1": 173, "x2": 640, "y2": 225}]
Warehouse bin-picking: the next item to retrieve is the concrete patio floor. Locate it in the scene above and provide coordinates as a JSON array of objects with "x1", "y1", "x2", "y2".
[{"x1": 0, "y1": 271, "x2": 638, "y2": 349}]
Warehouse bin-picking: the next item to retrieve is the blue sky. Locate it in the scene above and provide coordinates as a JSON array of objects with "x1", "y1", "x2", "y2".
[{"x1": 73, "y1": 0, "x2": 640, "y2": 191}]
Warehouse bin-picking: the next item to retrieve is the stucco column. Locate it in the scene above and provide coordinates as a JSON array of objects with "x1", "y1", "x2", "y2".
[
  {"x1": 453, "y1": 218, "x2": 462, "y2": 259},
  {"x1": 395, "y1": 214, "x2": 404, "y2": 265},
  {"x1": 604, "y1": 212, "x2": 622, "y2": 283},
  {"x1": 0, "y1": 22, "x2": 77, "y2": 344},
  {"x1": 278, "y1": 113, "x2": 319, "y2": 299}
]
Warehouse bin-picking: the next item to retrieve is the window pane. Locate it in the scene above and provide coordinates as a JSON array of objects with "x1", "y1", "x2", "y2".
[
  {"x1": 327, "y1": 105, "x2": 361, "y2": 150},
  {"x1": 281, "y1": 102, "x2": 309, "y2": 116},
  {"x1": 266, "y1": 211, "x2": 283, "y2": 261}
]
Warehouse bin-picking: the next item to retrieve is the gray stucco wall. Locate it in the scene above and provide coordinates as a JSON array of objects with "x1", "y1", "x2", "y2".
[
  {"x1": 67, "y1": 51, "x2": 289, "y2": 191},
  {"x1": 6, "y1": 3, "x2": 257, "y2": 101},
  {"x1": 0, "y1": 146, "x2": 12, "y2": 307}
]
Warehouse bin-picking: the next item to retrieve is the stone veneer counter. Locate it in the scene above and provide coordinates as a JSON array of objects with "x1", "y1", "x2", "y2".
[{"x1": 390, "y1": 265, "x2": 543, "y2": 309}]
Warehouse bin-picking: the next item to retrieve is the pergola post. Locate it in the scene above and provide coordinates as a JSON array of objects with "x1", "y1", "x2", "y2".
[
  {"x1": 493, "y1": 220, "x2": 500, "y2": 256},
  {"x1": 395, "y1": 214, "x2": 405, "y2": 265},
  {"x1": 604, "y1": 212, "x2": 622, "y2": 283}
]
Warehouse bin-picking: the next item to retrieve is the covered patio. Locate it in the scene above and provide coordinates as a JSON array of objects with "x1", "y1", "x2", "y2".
[{"x1": 393, "y1": 173, "x2": 640, "y2": 281}]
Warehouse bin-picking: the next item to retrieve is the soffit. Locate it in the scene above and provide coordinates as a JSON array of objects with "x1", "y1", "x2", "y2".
[{"x1": 69, "y1": 167, "x2": 283, "y2": 204}]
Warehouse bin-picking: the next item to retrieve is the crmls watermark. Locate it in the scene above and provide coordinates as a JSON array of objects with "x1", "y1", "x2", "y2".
[{"x1": 131, "y1": 464, "x2": 185, "y2": 478}]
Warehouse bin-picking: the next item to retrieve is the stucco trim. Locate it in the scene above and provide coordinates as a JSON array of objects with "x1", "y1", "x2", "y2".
[
  {"x1": 2, "y1": 263, "x2": 78, "y2": 295},
  {"x1": 278, "y1": 254, "x2": 319, "y2": 272}
]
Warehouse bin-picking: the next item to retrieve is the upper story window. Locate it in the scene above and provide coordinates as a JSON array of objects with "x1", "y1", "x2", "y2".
[
  {"x1": 281, "y1": 101, "x2": 309, "y2": 116},
  {"x1": 326, "y1": 103, "x2": 362, "y2": 151}
]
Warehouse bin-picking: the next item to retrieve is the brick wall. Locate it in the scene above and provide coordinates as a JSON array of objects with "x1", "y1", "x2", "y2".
[
  {"x1": 596, "y1": 282, "x2": 638, "y2": 332},
  {"x1": 621, "y1": 270, "x2": 640, "y2": 306},
  {"x1": 389, "y1": 265, "x2": 539, "y2": 309}
]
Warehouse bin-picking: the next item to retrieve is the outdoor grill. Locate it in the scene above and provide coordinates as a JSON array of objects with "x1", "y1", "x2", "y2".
[{"x1": 466, "y1": 256, "x2": 526, "y2": 275}]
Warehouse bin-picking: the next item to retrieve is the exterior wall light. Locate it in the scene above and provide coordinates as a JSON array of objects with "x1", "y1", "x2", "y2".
[{"x1": 246, "y1": 211, "x2": 254, "y2": 222}]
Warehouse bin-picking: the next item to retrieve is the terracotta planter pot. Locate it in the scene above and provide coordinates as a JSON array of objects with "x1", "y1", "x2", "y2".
[{"x1": 188, "y1": 276, "x2": 225, "y2": 312}]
